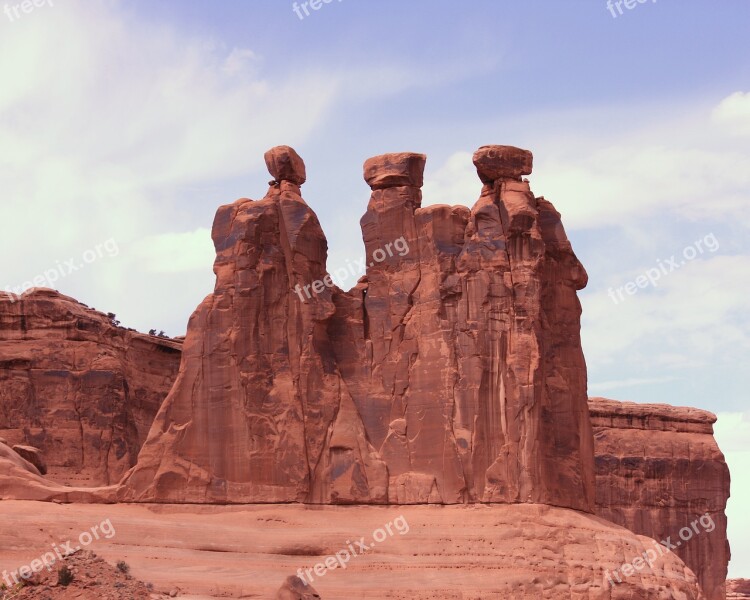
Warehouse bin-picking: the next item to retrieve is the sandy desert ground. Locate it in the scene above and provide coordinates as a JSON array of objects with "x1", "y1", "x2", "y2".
[{"x1": 0, "y1": 501, "x2": 702, "y2": 599}]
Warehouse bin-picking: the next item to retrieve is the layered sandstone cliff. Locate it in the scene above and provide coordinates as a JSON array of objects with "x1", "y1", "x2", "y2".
[
  {"x1": 591, "y1": 397, "x2": 730, "y2": 600},
  {"x1": 119, "y1": 145, "x2": 595, "y2": 509},
  {"x1": 727, "y1": 580, "x2": 750, "y2": 600},
  {"x1": 0, "y1": 289, "x2": 181, "y2": 486}
]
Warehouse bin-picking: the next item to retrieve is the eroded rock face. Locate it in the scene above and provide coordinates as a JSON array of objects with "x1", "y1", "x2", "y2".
[
  {"x1": 275, "y1": 576, "x2": 322, "y2": 600},
  {"x1": 0, "y1": 290, "x2": 181, "y2": 486},
  {"x1": 120, "y1": 168, "x2": 387, "y2": 504},
  {"x1": 0, "y1": 450, "x2": 116, "y2": 502},
  {"x1": 120, "y1": 145, "x2": 594, "y2": 511},
  {"x1": 473, "y1": 145, "x2": 533, "y2": 183},
  {"x1": 332, "y1": 149, "x2": 594, "y2": 508},
  {"x1": 265, "y1": 145, "x2": 307, "y2": 186},
  {"x1": 591, "y1": 397, "x2": 730, "y2": 600},
  {"x1": 11, "y1": 444, "x2": 46, "y2": 475},
  {"x1": 728, "y1": 580, "x2": 750, "y2": 600},
  {"x1": 0, "y1": 441, "x2": 40, "y2": 476},
  {"x1": 363, "y1": 152, "x2": 426, "y2": 189}
]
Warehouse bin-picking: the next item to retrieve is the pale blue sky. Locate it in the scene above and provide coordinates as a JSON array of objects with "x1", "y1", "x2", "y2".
[{"x1": 1, "y1": 0, "x2": 748, "y2": 577}]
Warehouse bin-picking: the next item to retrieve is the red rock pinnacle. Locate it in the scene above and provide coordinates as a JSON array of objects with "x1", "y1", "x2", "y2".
[{"x1": 120, "y1": 144, "x2": 594, "y2": 512}]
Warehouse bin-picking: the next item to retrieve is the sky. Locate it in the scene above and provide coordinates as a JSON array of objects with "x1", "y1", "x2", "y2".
[{"x1": 1, "y1": 0, "x2": 749, "y2": 578}]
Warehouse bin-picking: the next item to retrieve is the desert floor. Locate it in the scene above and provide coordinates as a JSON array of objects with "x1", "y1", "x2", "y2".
[{"x1": 0, "y1": 500, "x2": 694, "y2": 599}]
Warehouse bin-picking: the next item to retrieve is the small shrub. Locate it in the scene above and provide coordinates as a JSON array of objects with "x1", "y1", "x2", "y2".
[
  {"x1": 58, "y1": 565, "x2": 74, "y2": 586},
  {"x1": 116, "y1": 560, "x2": 130, "y2": 575}
]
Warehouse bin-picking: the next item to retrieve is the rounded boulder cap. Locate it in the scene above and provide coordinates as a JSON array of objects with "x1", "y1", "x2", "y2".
[
  {"x1": 363, "y1": 152, "x2": 426, "y2": 190},
  {"x1": 472, "y1": 145, "x2": 533, "y2": 184},
  {"x1": 264, "y1": 145, "x2": 306, "y2": 185}
]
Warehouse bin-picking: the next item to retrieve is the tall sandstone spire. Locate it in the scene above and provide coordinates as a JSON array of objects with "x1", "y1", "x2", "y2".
[
  {"x1": 119, "y1": 144, "x2": 595, "y2": 511},
  {"x1": 332, "y1": 146, "x2": 594, "y2": 508}
]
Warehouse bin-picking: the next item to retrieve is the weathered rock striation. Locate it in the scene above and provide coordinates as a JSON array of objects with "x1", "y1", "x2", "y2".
[
  {"x1": 119, "y1": 144, "x2": 595, "y2": 510},
  {"x1": 331, "y1": 146, "x2": 594, "y2": 507},
  {"x1": 591, "y1": 397, "x2": 730, "y2": 600},
  {"x1": 0, "y1": 438, "x2": 116, "y2": 502},
  {"x1": 0, "y1": 289, "x2": 181, "y2": 486},
  {"x1": 727, "y1": 580, "x2": 750, "y2": 600},
  {"x1": 120, "y1": 145, "x2": 389, "y2": 503},
  {"x1": 0, "y1": 439, "x2": 41, "y2": 476},
  {"x1": 10, "y1": 444, "x2": 46, "y2": 474}
]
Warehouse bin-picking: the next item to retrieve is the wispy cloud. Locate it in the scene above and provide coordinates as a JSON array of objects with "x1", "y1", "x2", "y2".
[
  {"x1": 131, "y1": 228, "x2": 214, "y2": 274},
  {"x1": 423, "y1": 92, "x2": 750, "y2": 231},
  {"x1": 582, "y1": 255, "x2": 750, "y2": 369},
  {"x1": 0, "y1": 0, "x2": 341, "y2": 333},
  {"x1": 713, "y1": 91, "x2": 750, "y2": 136},
  {"x1": 588, "y1": 376, "x2": 678, "y2": 393}
]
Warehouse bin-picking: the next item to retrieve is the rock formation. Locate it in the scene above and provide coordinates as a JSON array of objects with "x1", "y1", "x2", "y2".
[
  {"x1": 728, "y1": 580, "x2": 750, "y2": 600},
  {"x1": 0, "y1": 289, "x2": 181, "y2": 486},
  {"x1": 330, "y1": 146, "x2": 596, "y2": 507},
  {"x1": 10, "y1": 444, "x2": 46, "y2": 475},
  {"x1": 120, "y1": 145, "x2": 389, "y2": 503},
  {"x1": 0, "y1": 439, "x2": 41, "y2": 476},
  {"x1": 0, "y1": 145, "x2": 730, "y2": 599},
  {"x1": 119, "y1": 145, "x2": 595, "y2": 510},
  {"x1": 0, "y1": 439, "x2": 115, "y2": 502},
  {"x1": 275, "y1": 576, "x2": 322, "y2": 600},
  {"x1": 591, "y1": 397, "x2": 730, "y2": 600}
]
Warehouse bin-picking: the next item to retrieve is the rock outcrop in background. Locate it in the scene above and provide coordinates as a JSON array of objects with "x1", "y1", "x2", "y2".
[
  {"x1": 119, "y1": 145, "x2": 595, "y2": 510},
  {"x1": 591, "y1": 397, "x2": 730, "y2": 600},
  {"x1": 728, "y1": 580, "x2": 750, "y2": 600},
  {"x1": 0, "y1": 289, "x2": 180, "y2": 486}
]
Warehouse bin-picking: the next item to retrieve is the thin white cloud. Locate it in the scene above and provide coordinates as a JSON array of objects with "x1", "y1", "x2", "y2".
[
  {"x1": 712, "y1": 91, "x2": 750, "y2": 136},
  {"x1": 0, "y1": 0, "x2": 341, "y2": 333},
  {"x1": 422, "y1": 151, "x2": 478, "y2": 207},
  {"x1": 0, "y1": 1, "x2": 484, "y2": 335},
  {"x1": 588, "y1": 376, "x2": 678, "y2": 393},
  {"x1": 423, "y1": 92, "x2": 750, "y2": 230},
  {"x1": 222, "y1": 48, "x2": 259, "y2": 76},
  {"x1": 132, "y1": 228, "x2": 215, "y2": 274},
  {"x1": 582, "y1": 255, "x2": 750, "y2": 370},
  {"x1": 534, "y1": 143, "x2": 750, "y2": 230}
]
